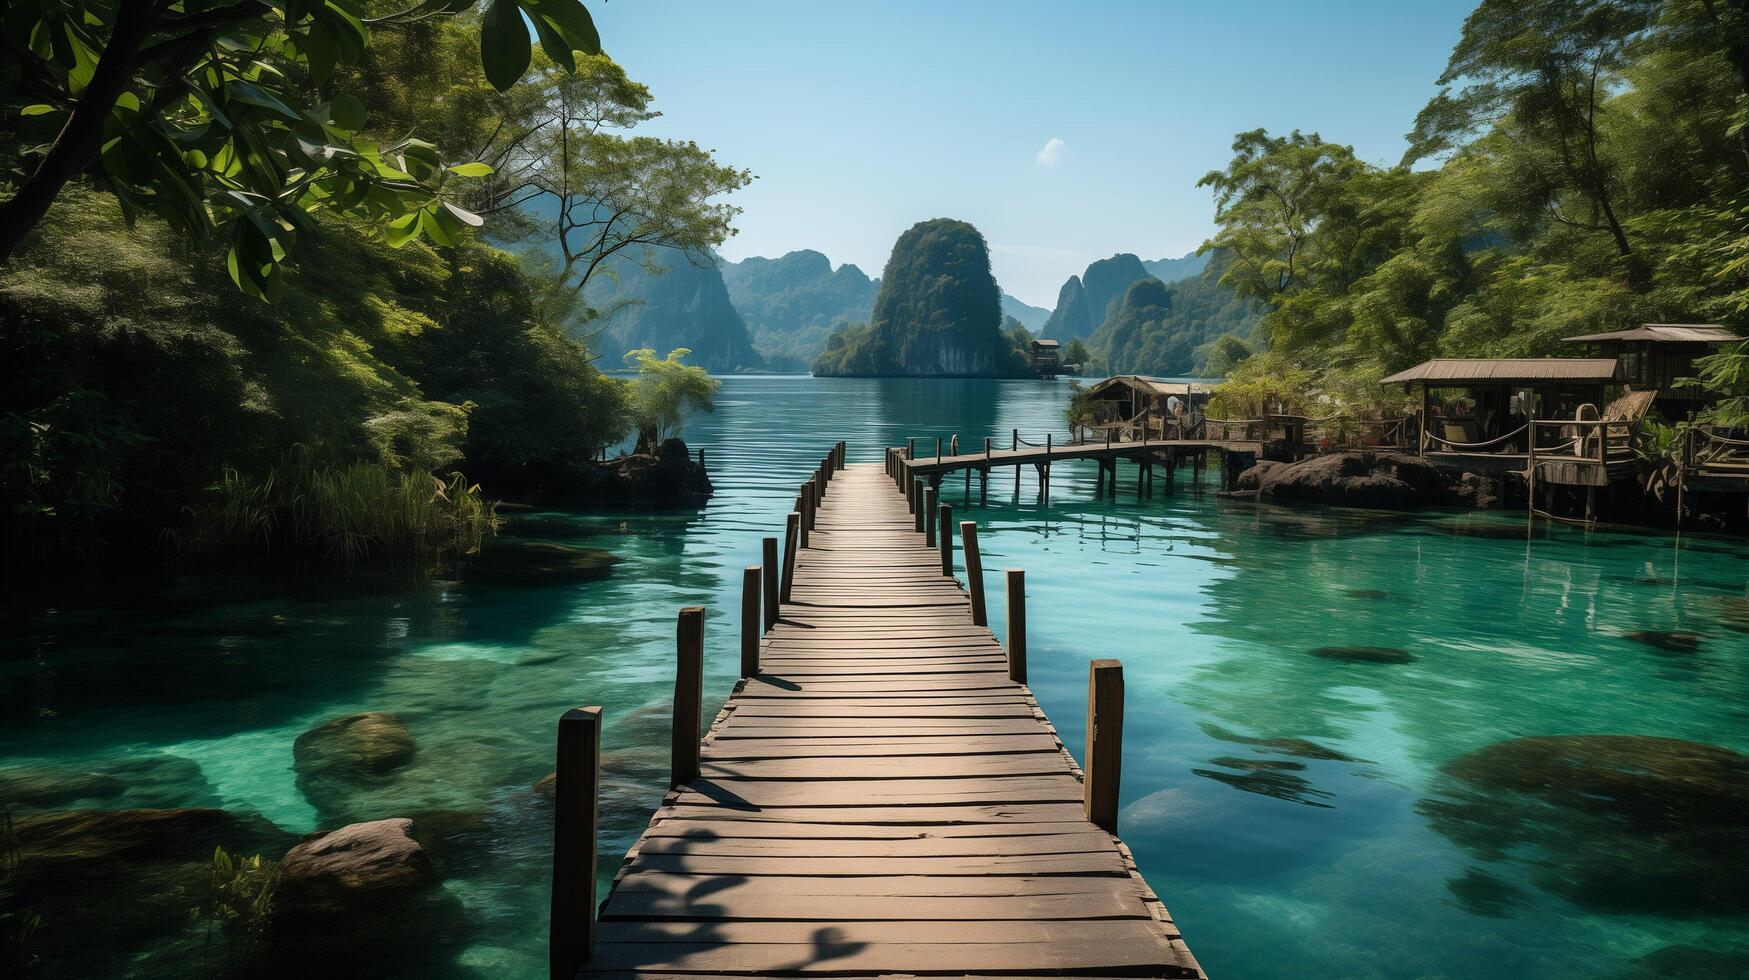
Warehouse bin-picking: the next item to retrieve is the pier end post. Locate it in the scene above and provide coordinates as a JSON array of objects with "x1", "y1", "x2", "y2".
[
  {"x1": 924, "y1": 486, "x2": 937, "y2": 546},
  {"x1": 1005, "y1": 570, "x2": 1026, "y2": 684},
  {"x1": 1085, "y1": 659, "x2": 1125, "y2": 834},
  {"x1": 551, "y1": 705, "x2": 601, "y2": 980},
  {"x1": 960, "y1": 521, "x2": 987, "y2": 626},
  {"x1": 671, "y1": 607, "x2": 704, "y2": 790}
]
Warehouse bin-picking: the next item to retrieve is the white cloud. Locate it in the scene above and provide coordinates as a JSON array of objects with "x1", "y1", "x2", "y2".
[{"x1": 1035, "y1": 137, "x2": 1065, "y2": 167}]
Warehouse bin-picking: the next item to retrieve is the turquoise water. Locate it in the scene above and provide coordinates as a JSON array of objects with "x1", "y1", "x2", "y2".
[{"x1": 3, "y1": 376, "x2": 1747, "y2": 978}]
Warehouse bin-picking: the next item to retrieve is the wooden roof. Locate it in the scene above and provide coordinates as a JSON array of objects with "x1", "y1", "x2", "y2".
[
  {"x1": 1085, "y1": 375, "x2": 1214, "y2": 399},
  {"x1": 1563, "y1": 323, "x2": 1740, "y2": 344},
  {"x1": 1381, "y1": 358, "x2": 1619, "y2": 385}
]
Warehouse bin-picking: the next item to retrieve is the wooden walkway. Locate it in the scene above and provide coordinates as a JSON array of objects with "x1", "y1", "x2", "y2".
[
  {"x1": 578, "y1": 462, "x2": 1203, "y2": 978},
  {"x1": 900, "y1": 438, "x2": 1260, "y2": 478}
]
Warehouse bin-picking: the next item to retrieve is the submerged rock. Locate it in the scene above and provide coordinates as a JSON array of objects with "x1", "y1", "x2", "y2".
[
  {"x1": 1308, "y1": 645, "x2": 1415, "y2": 664},
  {"x1": 1624, "y1": 630, "x2": 1705, "y2": 652},
  {"x1": 1421, "y1": 735, "x2": 1749, "y2": 915},
  {"x1": 0, "y1": 754, "x2": 207, "y2": 811},
  {"x1": 1190, "y1": 757, "x2": 1334, "y2": 808},
  {"x1": 294, "y1": 712, "x2": 415, "y2": 778},
  {"x1": 1445, "y1": 867, "x2": 1527, "y2": 918},
  {"x1": 461, "y1": 540, "x2": 620, "y2": 585},
  {"x1": 4, "y1": 808, "x2": 293, "y2": 976},
  {"x1": 1199, "y1": 723, "x2": 1360, "y2": 762}
]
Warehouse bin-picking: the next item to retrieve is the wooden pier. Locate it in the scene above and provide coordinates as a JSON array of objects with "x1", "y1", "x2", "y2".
[
  {"x1": 550, "y1": 446, "x2": 1203, "y2": 979},
  {"x1": 895, "y1": 433, "x2": 1268, "y2": 498}
]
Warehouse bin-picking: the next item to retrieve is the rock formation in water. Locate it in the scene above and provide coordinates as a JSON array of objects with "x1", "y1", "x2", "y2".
[{"x1": 812, "y1": 219, "x2": 1027, "y2": 377}]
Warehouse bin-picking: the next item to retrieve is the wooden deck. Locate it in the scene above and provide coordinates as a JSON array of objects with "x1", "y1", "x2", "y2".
[
  {"x1": 578, "y1": 463, "x2": 1203, "y2": 978},
  {"x1": 901, "y1": 438, "x2": 1260, "y2": 478}
]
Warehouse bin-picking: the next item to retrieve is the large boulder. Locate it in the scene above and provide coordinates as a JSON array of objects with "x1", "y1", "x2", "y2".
[
  {"x1": 610, "y1": 437, "x2": 713, "y2": 501},
  {"x1": 267, "y1": 818, "x2": 468, "y2": 977},
  {"x1": 1250, "y1": 452, "x2": 1456, "y2": 510},
  {"x1": 276, "y1": 818, "x2": 435, "y2": 915}
]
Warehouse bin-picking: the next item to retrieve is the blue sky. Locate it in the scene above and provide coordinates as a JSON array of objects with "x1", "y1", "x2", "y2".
[{"x1": 589, "y1": 0, "x2": 1476, "y2": 307}]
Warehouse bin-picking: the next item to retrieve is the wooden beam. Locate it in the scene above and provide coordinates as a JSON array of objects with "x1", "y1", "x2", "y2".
[
  {"x1": 741, "y1": 566, "x2": 761, "y2": 677},
  {"x1": 1006, "y1": 569, "x2": 1026, "y2": 684},
  {"x1": 550, "y1": 705, "x2": 600, "y2": 980},
  {"x1": 672, "y1": 607, "x2": 705, "y2": 789},
  {"x1": 1084, "y1": 659, "x2": 1124, "y2": 834},
  {"x1": 761, "y1": 538, "x2": 779, "y2": 632},
  {"x1": 960, "y1": 521, "x2": 987, "y2": 627}
]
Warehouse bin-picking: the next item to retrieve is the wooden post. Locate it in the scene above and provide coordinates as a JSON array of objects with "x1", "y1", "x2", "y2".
[
  {"x1": 1527, "y1": 425, "x2": 1537, "y2": 521},
  {"x1": 741, "y1": 565, "x2": 760, "y2": 677},
  {"x1": 960, "y1": 521, "x2": 987, "y2": 626},
  {"x1": 799, "y1": 485, "x2": 813, "y2": 548},
  {"x1": 1012, "y1": 428, "x2": 1018, "y2": 451},
  {"x1": 550, "y1": 705, "x2": 601, "y2": 980},
  {"x1": 671, "y1": 607, "x2": 704, "y2": 789},
  {"x1": 924, "y1": 486, "x2": 938, "y2": 546},
  {"x1": 906, "y1": 471, "x2": 916, "y2": 511},
  {"x1": 938, "y1": 502, "x2": 954, "y2": 576},
  {"x1": 1005, "y1": 570, "x2": 1026, "y2": 683},
  {"x1": 781, "y1": 512, "x2": 799, "y2": 602},
  {"x1": 1085, "y1": 659, "x2": 1124, "y2": 834},
  {"x1": 761, "y1": 538, "x2": 779, "y2": 631},
  {"x1": 914, "y1": 480, "x2": 927, "y2": 533},
  {"x1": 907, "y1": 437, "x2": 915, "y2": 461},
  {"x1": 936, "y1": 436, "x2": 943, "y2": 462}
]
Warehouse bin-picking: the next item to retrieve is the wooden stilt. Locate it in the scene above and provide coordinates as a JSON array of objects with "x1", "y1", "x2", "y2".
[
  {"x1": 1085, "y1": 659, "x2": 1124, "y2": 834},
  {"x1": 550, "y1": 705, "x2": 601, "y2": 979}
]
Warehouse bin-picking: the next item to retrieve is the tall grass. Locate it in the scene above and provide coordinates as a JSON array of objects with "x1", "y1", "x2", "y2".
[{"x1": 173, "y1": 453, "x2": 499, "y2": 562}]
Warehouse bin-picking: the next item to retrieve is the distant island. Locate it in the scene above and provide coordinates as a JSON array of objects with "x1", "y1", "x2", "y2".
[{"x1": 813, "y1": 219, "x2": 1032, "y2": 378}]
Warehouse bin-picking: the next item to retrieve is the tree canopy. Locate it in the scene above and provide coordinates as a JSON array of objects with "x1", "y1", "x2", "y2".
[{"x1": 0, "y1": 0, "x2": 599, "y2": 297}]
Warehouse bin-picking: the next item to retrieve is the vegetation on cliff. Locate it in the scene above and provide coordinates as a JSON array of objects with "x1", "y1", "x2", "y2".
[{"x1": 813, "y1": 219, "x2": 1029, "y2": 377}]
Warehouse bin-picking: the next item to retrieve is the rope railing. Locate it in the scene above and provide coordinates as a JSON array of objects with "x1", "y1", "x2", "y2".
[{"x1": 1424, "y1": 423, "x2": 1529, "y2": 452}]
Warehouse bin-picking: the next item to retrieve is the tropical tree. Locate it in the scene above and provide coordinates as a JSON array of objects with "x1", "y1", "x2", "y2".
[
  {"x1": 0, "y1": 0, "x2": 600, "y2": 297},
  {"x1": 622, "y1": 347, "x2": 718, "y2": 450}
]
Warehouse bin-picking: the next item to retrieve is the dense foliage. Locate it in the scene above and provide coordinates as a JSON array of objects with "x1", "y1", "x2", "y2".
[
  {"x1": 1, "y1": 11, "x2": 744, "y2": 562},
  {"x1": 1204, "y1": 0, "x2": 1749, "y2": 415},
  {"x1": 0, "y1": 0, "x2": 599, "y2": 294},
  {"x1": 814, "y1": 218, "x2": 1028, "y2": 377}
]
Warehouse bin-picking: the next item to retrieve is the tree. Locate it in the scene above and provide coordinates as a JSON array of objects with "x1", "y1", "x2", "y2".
[
  {"x1": 1202, "y1": 334, "x2": 1253, "y2": 376},
  {"x1": 622, "y1": 347, "x2": 718, "y2": 450},
  {"x1": 1404, "y1": 0, "x2": 1658, "y2": 262},
  {"x1": 0, "y1": 0, "x2": 601, "y2": 296},
  {"x1": 1063, "y1": 338, "x2": 1091, "y2": 365},
  {"x1": 465, "y1": 53, "x2": 753, "y2": 298}
]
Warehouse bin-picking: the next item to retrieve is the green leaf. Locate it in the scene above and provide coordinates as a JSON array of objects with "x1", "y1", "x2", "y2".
[
  {"x1": 528, "y1": 11, "x2": 574, "y2": 74},
  {"x1": 327, "y1": 92, "x2": 367, "y2": 131},
  {"x1": 525, "y1": 0, "x2": 600, "y2": 57},
  {"x1": 442, "y1": 201, "x2": 484, "y2": 227},
  {"x1": 384, "y1": 211, "x2": 421, "y2": 247},
  {"x1": 21, "y1": 104, "x2": 58, "y2": 116},
  {"x1": 480, "y1": 0, "x2": 532, "y2": 92},
  {"x1": 447, "y1": 161, "x2": 493, "y2": 177}
]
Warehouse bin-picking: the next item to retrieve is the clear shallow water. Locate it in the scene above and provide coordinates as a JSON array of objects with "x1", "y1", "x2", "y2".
[{"x1": 3, "y1": 376, "x2": 1747, "y2": 978}]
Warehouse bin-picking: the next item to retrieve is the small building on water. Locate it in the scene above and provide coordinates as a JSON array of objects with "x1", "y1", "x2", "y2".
[
  {"x1": 1079, "y1": 375, "x2": 1216, "y2": 439},
  {"x1": 1029, "y1": 339, "x2": 1061, "y2": 377}
]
